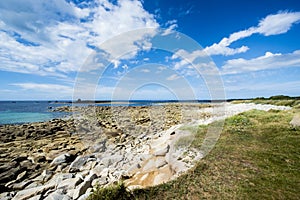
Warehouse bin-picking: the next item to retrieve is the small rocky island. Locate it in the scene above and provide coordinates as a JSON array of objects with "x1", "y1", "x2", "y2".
[{"x1": 0, "y1": 103, "x2": 290, "y2": 200}]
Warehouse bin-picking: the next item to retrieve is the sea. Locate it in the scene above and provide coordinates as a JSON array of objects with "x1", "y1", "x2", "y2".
[
  {"x1": 0, "y1": 100, "x2": 208, "y2": 125},
  {"x1": 0, "y1": 101, "x2": 73, "y2": 125}
]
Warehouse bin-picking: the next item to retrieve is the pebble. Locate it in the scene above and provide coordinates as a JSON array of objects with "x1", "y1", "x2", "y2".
[{"x1": 50, "y1": 153, "x2": 72, "y2": 167}]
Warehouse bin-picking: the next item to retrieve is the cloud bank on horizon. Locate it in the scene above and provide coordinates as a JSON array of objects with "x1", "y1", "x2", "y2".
[{"x1": 0, "y1": 0, "x2": 299, "y2": 100}]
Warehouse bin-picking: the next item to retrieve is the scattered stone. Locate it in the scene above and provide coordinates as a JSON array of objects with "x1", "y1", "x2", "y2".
[
  {"x1": 100, "y1": 155, "x2": 123, "y2": 167},
  {"x1": 8, "y1": 180, "x2": 33, "y2": 190},
  {"x1": 0, "y1": 192, "x2": 14, "y2": 200},
  {"x1": 20, "y1": 160, "x2": 38, "y2": 171},
  {"x1": 142, "y1": 159, "x2": 156, "y2": 172},
  {"x1": 99, "y1": 168, "x2": 109, "y2": 178},
  {"x1": 84, "y1": 172, "x2": 97, "y2": 182},
  {"x1": 73, "y1": 181, "x2": 91, "y2": 199},
  {"x1": 69, "y1": 156, "x2": 91, "y2": 173},
  {"x1": 66, "y1": 189, "x2": 75, "y2": 198},
  {"x1": 25, "y1": 182, "x2": 41, "y2": 190},
  {"x1": 41, "y1": 170, "x2": 54, "y2": 183},
  {"x1": 50, "y1": 153, "x2": 72, "y2": 167},
  {"x1": 44, "y1": 190, "x2": 71, "y2": 200},
  {"x1": 91, "y1": 177, "x2": 107, "y2": 187},
  {"x1": 11, "y1": 156, "x2": 28, "y2": 163},
  {"x1": 153, "y1": 172, "x2": 170, "y2": 185},
  {"x1": 57, "y1": 177, "x2": 83, "y2": 191},
  {"x1": 90, "y1": 164, "x2": 105, "y2": 177},
  {"x1": 154, "y1": 145, "x2": 170, "y2": 156},
  {"x1": 77, "y1": 192, "x2": 91, "y2": 200},
  {"x1": 155, "y1": 157, "x2": 167, "y2": 168},
  {"x1": 16, "y1": 171, "x2": 27, "y2": 181},
  {"x1": 86, "y1": 187, "x2": 93, "y2": 194},
  {"x1": 12, "y1": 185, "x2": 45, "y2": 200},
  {"x1": 79, "y1": 160, "x2": 97, "y2": 171},
  {"x1": 127, "y1": 163, "x2": 141, "y2": 175},
  {"x1": 48, "y1": 173, "x2": 74, "y2": 186},
  {"x1": 27, "y1": 194, "x2": 42, "y2": 200},
  {"x1": 0, "y1": 164, "x2": 22, "y2": 190},
  {"x1": 35, "y1": 155, "x2": 47, "y2": 163}
]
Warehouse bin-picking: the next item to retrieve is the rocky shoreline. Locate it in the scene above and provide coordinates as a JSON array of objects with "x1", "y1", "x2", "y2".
[{"x1": 0, "y1": 103, "x2": 290, "y2": 200}]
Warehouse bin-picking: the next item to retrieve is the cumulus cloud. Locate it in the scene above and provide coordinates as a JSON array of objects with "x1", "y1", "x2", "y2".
[
  {"x1": 0, "y1": 0, "x2": 159, "y2": 77},
  {"x1": 221, "y1": 50, "x2": 300, "y2": 74}
]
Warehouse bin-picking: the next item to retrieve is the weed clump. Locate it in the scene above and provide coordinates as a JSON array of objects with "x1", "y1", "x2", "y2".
[{"x1": 87, "y1": 182, "x2": 133, "y2": 200}]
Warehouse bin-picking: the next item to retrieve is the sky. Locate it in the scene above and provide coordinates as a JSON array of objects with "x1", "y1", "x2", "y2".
[{"x1": 0, "y1": 0, "x2": 300, "y2": 100}]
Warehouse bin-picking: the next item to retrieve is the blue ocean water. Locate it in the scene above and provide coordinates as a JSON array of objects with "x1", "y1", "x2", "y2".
[{"x1": 0, "y1": 101, "x2": 71, "y2": 125}]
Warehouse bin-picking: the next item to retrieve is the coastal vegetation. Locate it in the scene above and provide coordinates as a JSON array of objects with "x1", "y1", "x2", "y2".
[{"x1": 232, "y1": 95, "x2": 300, "y2": 108}]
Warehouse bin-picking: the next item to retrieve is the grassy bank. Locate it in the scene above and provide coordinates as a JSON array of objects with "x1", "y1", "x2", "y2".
[
  {"x1": 88, "y1": 107, "x2": 300, "y2": 200},
  {"x1": 232, "y1": 95, "x2": 300, "y2": 108}
]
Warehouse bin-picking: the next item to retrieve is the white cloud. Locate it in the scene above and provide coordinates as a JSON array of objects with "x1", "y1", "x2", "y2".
[
  {"x1": 141, "y1": 69, "x2": 150, "y2": 73},
  {"x1": 257, "y1": 11, "x2": 300, "y2": 36},
  {"x1": 204, "y1": 11, "x2": 300, "y2": 56},
  {"x1": 170, "y1": 11, "x2": 300, "y2": 64},
  {"x1": 99, "y1": 28, "x2": 157, "y2": 64},
  {"x1": 170, "y1": 49, "x2": 219, "y2": 76},
  {"x1": 121, "y1": 64, "x2": 129, "y2": 70},
  {"x1": 161, "y1": 20, "x2": 178, "y2": 36},
  {"x1": 221, "y1": 50, "x2": 300, "y2": 74},
  {"x1": 171, "y1": 49, "x2": 208, "y2": 70},
  {"x1": 167, "y1": 74, "x2": 180, "y2": 81},
  {"x1": 156, "y1": 66, "x2": 167, "y2": 74},
  {"x1": 11, "y1": 83, "x2": 73, "y2": 92},
  {"x1": 9, "y1": 82, "x2": 75, "y2": 100},
  {"x1": 0, "y1": 0, "x2": 159, "y2": 77},
  {"x1": 204, "y1": 43, "x2": 249, "y2": 56},
  {"x1": 158, "y1": 66, "x2": 167, "y2": 71},
  {"x1": 169, "y1": 11, "x2": 300, "y2": 78}
]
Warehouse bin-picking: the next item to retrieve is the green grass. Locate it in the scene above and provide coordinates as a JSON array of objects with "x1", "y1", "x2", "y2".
[
  {"x1": 232, "y1": 98, "x2": 300, "y2": 108},
  {"x1": 176, "y1": 124, "x2": 208, "y2": 148},
  {"x1": 87, "y1": 182, "x2": 133, "y2": 200},
  {"x1": 89, "y1": 108, "x2": 300, "y2": 200}
]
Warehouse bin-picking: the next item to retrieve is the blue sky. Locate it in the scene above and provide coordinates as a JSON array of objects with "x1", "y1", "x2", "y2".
[{"x1": 0, "y1": 0, "x2": 300, "y2": 100}]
